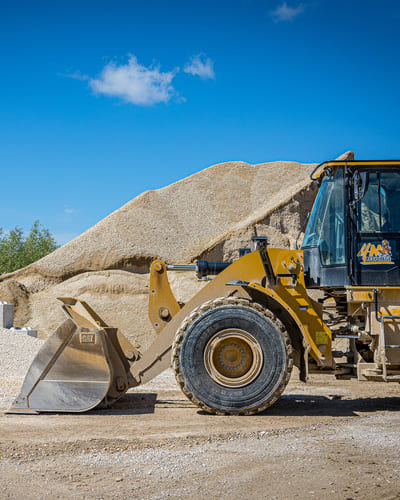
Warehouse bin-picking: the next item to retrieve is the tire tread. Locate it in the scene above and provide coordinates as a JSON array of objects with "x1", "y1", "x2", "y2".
[{"x1": 172, "y1": 297, "x2": 293, "y2": 416}]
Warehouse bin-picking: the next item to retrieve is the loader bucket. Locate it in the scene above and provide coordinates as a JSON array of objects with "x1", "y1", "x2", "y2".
[{"x1": 7, "y1": 298, "x2": 140, "y2": 414}]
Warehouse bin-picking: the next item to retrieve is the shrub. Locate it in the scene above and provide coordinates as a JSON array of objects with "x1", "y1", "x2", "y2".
[{"x1": 0, "y1": 220, "x2": 58, "y2": 274}]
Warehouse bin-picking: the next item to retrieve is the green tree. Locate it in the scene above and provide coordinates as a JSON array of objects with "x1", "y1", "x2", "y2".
[{"x1": 0, "y1": 220, "x2": 58, "y2": 274}]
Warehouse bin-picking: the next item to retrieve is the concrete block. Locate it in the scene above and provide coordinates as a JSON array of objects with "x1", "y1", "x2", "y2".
[
  {"x1": 10, "y1": 327, "x2": 38, "y2": 338},
  {"x1": 0, "y1": 302, "x2": 14, "y2": 328}
]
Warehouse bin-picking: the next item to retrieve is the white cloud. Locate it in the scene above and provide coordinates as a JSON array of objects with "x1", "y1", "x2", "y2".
[
  {"x1": 64, "y1": 207, "x2": 74, "y2": 214},
  {"x1": 270, "y1": 2, "x2": 305, "y2": 22},
  {"x1": 184, "y1": 54, "x2": 215, "y2": 80},
  {"x1": 64, "y1": 70, "x2": 90, "y2": 81},
  {"x1": 89, "y1": 56, "x2": 178, "y2": 106}
]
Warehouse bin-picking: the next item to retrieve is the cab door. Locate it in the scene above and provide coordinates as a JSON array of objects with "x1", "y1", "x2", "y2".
[
  {"x1": 302, "y1": 168, "x2": 348, "y2": 288},
  {"x1": 354, "y1": 170, "x2": 400, "y2": 286}
]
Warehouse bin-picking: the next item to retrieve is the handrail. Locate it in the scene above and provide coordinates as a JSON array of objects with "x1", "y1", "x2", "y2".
[{"x1": 310, "y1": 161, "x2": 330, "y2": 181}]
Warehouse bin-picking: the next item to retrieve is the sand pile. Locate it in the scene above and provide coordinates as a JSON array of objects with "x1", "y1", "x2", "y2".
[
  {"x1": 3, "y1": 159, "x2": 319, "y2": 285},
  {"x1": 0, "y1": 152, "x2": 354, "y2": 344},
  {"x1": 27, "y1": 269, "x2": 205, "y2": 346}
]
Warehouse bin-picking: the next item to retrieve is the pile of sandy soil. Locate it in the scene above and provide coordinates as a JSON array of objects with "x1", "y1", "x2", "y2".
[
  {"x1": 5, "y1": 160, "x2": 317, "y2": 283},
  {"x1": 0, "y1": 152, "x2": 353, "y2": 344},
  {"x1": 28, "y1": 269, "x2": 205, "y2": 345}
]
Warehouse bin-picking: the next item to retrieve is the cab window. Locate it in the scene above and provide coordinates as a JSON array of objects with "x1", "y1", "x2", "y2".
[
  {"x1": 357, "y1": 171, "x2": 400, "y2": 233},
  {"x1": 302, "y1": 168, "x2": 345, "y2": 265}
]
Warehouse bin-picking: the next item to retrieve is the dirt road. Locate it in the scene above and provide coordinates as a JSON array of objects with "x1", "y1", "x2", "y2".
[{"x1": 1, "y1": 371, "x2": 400, "y2": 499}]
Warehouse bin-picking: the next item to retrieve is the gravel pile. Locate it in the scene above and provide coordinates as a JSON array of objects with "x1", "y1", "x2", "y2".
[
  {"x1": 0, "y1": 152, "x2": 354, "y2": 346},
  {"x1": 0, "y1": 328, "x2": 43, "y2": 409},
  {"x1": 0, "y1": 328, "x2": 43, "y2": 379},
  {"x1": 2, "y1": 159, "x2": 320, "y2": 285}
]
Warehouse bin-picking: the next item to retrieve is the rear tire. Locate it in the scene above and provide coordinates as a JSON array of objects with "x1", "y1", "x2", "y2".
[{"x1": 172, "y1": 297, "x2": 292, "y2": 415}]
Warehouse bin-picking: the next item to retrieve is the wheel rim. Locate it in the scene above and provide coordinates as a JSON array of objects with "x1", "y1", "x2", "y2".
[{"x1": 204, "y1": 329, "x2": 263, "y2": 388}]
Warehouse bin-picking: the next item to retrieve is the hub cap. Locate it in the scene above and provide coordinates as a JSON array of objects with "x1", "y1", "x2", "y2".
[{"x1": 204, "y1": 329, "x2": 263, "y2": 388}]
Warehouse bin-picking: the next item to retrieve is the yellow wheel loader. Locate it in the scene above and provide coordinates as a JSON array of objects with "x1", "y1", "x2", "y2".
[{"x1": 8, "y1": 159, "x2": 400, "y2": 415}]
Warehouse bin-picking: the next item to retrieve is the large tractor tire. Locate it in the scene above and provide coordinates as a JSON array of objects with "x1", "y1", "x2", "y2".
[{"x1": 172, "y1": 297, "x2": 293, "y2": 415}]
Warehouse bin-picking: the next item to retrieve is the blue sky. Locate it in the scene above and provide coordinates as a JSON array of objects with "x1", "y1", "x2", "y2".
[{"x1": 1, "y1": 0, "x2": 400, "y2": 244}]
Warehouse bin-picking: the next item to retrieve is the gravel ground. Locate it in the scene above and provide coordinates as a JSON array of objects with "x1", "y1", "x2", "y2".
[
  {"x1": 1, "y1": 399, "x2": 400, "y2": 499},
  {"x1": 63, "y1": 412, "x2": 400, "y2": 499},
  {"x1": 1, "y1": 307, "x2": 400, "y2": 499}
]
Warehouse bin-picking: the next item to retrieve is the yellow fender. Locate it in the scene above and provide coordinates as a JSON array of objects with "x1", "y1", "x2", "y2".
[{"x1": 141, "y1": 251, "x2": 333, "y2": 388}]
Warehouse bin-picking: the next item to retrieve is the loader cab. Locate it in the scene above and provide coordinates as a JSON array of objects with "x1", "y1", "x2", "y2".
[{"x1": 302, "y1": 160, "x2": 400, "y2": 288}]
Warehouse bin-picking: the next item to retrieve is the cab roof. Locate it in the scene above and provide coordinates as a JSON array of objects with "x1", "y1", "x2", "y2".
[{"x1": 311, "y1": 160, "x2": 400, "y2": 181}]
